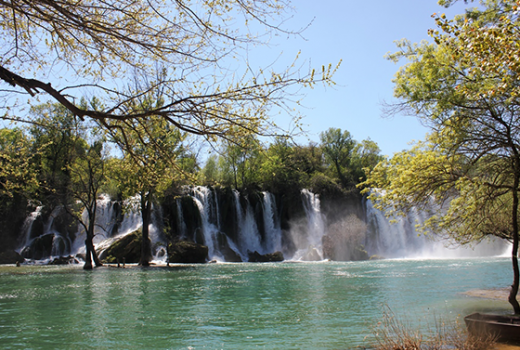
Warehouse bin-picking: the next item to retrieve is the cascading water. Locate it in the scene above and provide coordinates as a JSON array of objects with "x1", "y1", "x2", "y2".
[
  {"x1": 20, "y1": 206, "x2": 42, "y2": 250},
  {"x1": 234, "y1": 190, "x2": 262, "y2": 260},
  {"x1": 18, "y1": 185, "x2": 510, "y2": 263},
  {"x1": 290, "y1": 189, "x2": 327, "y2": 261},
  {"x1": 85, "y1": 194, "x2": 166, "y2": 262},
  {"x1": 364, "y1": 197, "x2": 510, "y2": 258},
  {"x1": 262, "y1": 192, "x2": 282, "y2": 253},
  {"x1": 175, "y1": 198, "x2": 188, "y2": 239},
  {"x1": 191, "y1": 186, "x2": 222, "y2": 260}
]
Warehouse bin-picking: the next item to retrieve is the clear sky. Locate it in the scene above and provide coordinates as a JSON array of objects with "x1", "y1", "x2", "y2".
[{"x1": 258, "y1": 0, "x2": 470, "y2": 157}]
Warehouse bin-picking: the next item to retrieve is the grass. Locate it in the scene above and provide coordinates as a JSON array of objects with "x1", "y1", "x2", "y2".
[{"x1": 366, "y1": 306, "x2": 496, "y2": 350}]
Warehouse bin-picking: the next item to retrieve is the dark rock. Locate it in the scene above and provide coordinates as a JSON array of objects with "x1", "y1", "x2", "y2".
[
  {"x1": 21, "y1": 233, "x2": 54, "y2": 260},
  {"x1": 216, "y1": 232, "x2": 242, "y2": 262},
  {"x1": 0, "y1": 250, "x2": 25, "y2": 264},
  {"x1": 168, "y1": 240, "x2": 208, "y2": 263},
  {"x1": 100, "y1": 230, "x2": 143, "y2": 264},
  {"x1": 248, "y1": 250, "x2": 284, "y2": 262},
  {"x1": 49, "y1": 256, "x2": 79, "y2": 265}
]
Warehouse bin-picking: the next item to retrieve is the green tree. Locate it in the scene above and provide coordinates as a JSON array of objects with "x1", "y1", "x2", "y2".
[
  {"x1": 365, "y1": 0, "x2": 520, "y2": 313},
  {"x1": 107, "y1": 114, "x2": 186, "y2": 266},
  {"x1": 351, "y1": 138, "x2": 384, "y2": 183},
  {"x1": 320, "y1": 128, "x2": 355, "y2": 187},
  {"x1": 0, "y1": 128, "x2": 38, "y2": 198},
  {"x1": 29, "y1": 103, "x2": 85, "y2": 206},
  {"x1": 68, "y1": 140, "x2": 106, "y2": 270},
  {"x1": 219, "y1": 136, "x2": 264, "y2": 189},
  {"x1": 200, "y1": 155, "x2": 220, "y2": 186}
]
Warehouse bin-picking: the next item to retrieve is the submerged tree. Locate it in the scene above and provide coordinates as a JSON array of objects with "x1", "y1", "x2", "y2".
[
  {"x1": 364, "y1": 0, "x2": 520, "y2": 313},
  {"x1": 0, "y1": 0, "x2": 339, "y2": 154}
]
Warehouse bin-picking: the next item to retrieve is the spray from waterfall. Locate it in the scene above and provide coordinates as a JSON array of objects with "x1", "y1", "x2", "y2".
[
  {"x1": 364, "y1": 197, "x2": 510, "y2": 258},
  {"x1": 289, "y1": 189, "x2": 327, "y2": 261}
]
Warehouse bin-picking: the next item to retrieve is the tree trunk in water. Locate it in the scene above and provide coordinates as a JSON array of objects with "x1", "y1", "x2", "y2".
[
  {"x1": 83, "y1": 207, "x2": 103, "y2": 269},
  {"x1": 140, "y1": 191, "x2": 153, "y2": 267},
  {"x1": 83, "y1": 238, "x2": 93, "y2": 270},
  {"x1": 509, "y1": 177, "x2": 520, "y2": 314}
]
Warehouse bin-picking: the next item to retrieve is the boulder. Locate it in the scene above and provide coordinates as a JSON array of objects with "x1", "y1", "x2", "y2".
[
  {"x1": 168, "y1": 240, "x2": 208, "y2": 263},
  {"x1": 49, "y1": 256, "x2": 79, "y2": 265},
  {"x1": 20, "y1": 233, "x2": 54, "y2": 260},
  {"x1": 216, "y1": 232, "x2": 242, "y2": 262},
  {"x1": 248, "y1": 251, "x2": 284, "y2": 263},
  {"x1": 100, "y1": 230, "x2": 143, "y2": 264},
  {"x1": 0, "y1": 250, "x2": 25, "y2": 264}
]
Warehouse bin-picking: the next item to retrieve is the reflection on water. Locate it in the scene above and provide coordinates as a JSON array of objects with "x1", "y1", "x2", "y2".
[{"x1": 0, "y1": 258, "x2": 513, "y2": 349}]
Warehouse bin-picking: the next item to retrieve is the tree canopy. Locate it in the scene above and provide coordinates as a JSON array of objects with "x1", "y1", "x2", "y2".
[
  {"x1": 364, "y1": 0, "x2": 520, "y2": 313},
  {"x1": 0, "y1": 0, "x2": 339, "y2": 152}
]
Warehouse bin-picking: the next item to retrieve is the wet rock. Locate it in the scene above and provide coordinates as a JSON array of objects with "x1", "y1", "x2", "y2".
[
  {"x1": 168, "y1": 240, "x2": 208, "y2": 263},
  {"x1": 49, "y1": 256, "x2": 79, "y2": 265},
  {"x1": 216, "y1": 232, "x2": 242, "y2": 262},
  {"x1": 20, "y1": 233, "x2": 54, "y2": 260},
  {"x1": 248, "y1": 251, "x2": 284, "y2": 262},
  {"x1": 100, "y1": 230, "x2": 143, "y2": 264},
  {"x1": 0, "y1": 250, "x2": 25, "y2": 264}
]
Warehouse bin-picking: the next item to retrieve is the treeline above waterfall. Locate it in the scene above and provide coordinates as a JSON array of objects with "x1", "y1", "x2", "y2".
[
  {"x1": 0, "y1": 104, "x2": 508, "y2": 265},
  {"x1": 0, "y1": 104, "x2": 388, "y2": 266}
]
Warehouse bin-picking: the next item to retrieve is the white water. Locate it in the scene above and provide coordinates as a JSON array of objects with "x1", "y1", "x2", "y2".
[
  {"x1": 232, "y1": 190, "x2": 260, "y2": 261},
  {"x1": 191, "y1": 186, "x2": 221, "y2": 261},
  {"x1": 20, "y1": 206, "x2": 42, "y2": 249},
  {"x1": 364, "y1": 198, "x2": 510, "y2": 259},
  {"x1": 67, "y1": 194, "x2": 165, "y2": 260},
  {"x1": 175, "y1": 198, "x2": 187, "y2": 239},
  {"x1": 291, "y1": 189, "x2": 327, "y2": 261},
  {"x1": 19, "y1": 187, "x2": 511, "y2": 263},
  {"x1": 262, "y1": 191, "x2": 282, "y2": 253}
]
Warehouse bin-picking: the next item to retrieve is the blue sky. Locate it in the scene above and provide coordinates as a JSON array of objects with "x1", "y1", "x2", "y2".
[{"x1": 259, "y1": 0, "x2": 470, "y2": 157}]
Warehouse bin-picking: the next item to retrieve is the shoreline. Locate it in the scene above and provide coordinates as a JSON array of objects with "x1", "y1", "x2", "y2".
[{"x1": 464, "y1": 288, "x2": 511, "y2": 301}]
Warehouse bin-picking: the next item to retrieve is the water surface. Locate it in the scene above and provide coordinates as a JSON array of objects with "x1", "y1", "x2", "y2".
[{"x1": 0, "y1": 257, "x2": 513, "y2": 349}]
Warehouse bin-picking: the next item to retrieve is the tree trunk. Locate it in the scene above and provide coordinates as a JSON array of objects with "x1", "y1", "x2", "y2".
[
  {"x1": 140, "y1": 191, "x2": 153, "y2": 267},
  {"x1": 83, "y1": 238, "x2": 93, "y2": 270},
  {"x1": 509, "y1": 176, "x2": 520, "y2": 314},
  {"x1": 83, "y1": 206, "x2": 103, "y2": 269}
]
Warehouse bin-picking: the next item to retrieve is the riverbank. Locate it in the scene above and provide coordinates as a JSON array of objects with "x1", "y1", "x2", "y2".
[
  {"x1": 464, "y1": 288, "x2": 510, "y2": 300},
  {"x1": 464, "y1": 288, "x2": 520, "y2": 350}
]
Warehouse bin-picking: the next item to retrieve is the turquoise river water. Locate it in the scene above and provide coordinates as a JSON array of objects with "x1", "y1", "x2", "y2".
[{"x1": 0, "y1": 257, "x2": 514, "y2": 349}]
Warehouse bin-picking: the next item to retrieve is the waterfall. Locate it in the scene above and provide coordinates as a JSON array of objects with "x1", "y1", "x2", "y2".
[
  {"x1": 262, "y1": 192, "x2": 282, "y2": 253},
  {"x1": 176, "y1": 198, "x2": 187, "y2": 239},
  {"x1": 191, "y1": 186, "x2": 221, "y2": 260},
  {"x1": 20, "y1": 206, "x2": 42, "y2": 249},
  {"x1": 364, "y1": 198, "x2": 510, "y2": 258},
  {"x1": 19, "y1": 185, "x2": 509, "y2": 263},
  {"x1": 290, "y1": 189, "x2": 327, "y2": 261},
  {"x1": 233, "y1": 190, "x2": 261, "y2": 260}
]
